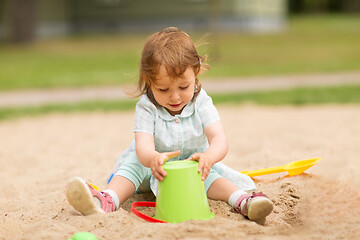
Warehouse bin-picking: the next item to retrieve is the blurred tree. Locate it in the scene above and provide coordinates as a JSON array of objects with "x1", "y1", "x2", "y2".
[
  {"x1": 343, "y1": 0, "x2": 360, "y2": 12},
  {"x1": 288, "y1": 0, "x2": 360, "y2": 13},
  {"x1": 288, "y1": 0, "x2": 303, "y2": 13},
  {"x1": 208, "y1": 0, "x2": 221, "y2": 60},
  {"x1": 65, "y1": 0, "x2": 80, "y2": 34},
  {"x1": 3, "y1": 0, "x2": 37, "y2": 43}
]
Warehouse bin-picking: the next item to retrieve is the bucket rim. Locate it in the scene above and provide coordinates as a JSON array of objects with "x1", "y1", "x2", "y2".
[{"x1": 162, "y1": 160, "x2": 198, "y2": 170}]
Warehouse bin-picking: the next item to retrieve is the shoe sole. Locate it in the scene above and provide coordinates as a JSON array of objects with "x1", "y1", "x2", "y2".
[
  {"x1": 247, "y1": 197, "x2": 273, "y2": 222},
  {"x1": 66, "y1": 177, "x2": 104, "y2": 215}
]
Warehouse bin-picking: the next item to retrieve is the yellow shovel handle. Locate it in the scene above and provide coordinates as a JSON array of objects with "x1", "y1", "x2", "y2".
[{"x1": 241, "y1": 166, "x2": 285, "y2": 177}]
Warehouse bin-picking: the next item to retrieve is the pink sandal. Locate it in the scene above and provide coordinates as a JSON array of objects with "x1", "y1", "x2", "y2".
[
  {"x1": 66, "y1": 177, "x2": 114, "y2": 215},
  {"x1": 235, "y1": 192, "x2": 273, "y2": 222}
]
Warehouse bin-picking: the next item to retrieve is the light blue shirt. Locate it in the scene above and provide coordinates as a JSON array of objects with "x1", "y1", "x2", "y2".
[
  {"x1": 111, "y1": 88, "x2": 256, "y2": 193},
  {"x1": 134, "y1": 89, "x2": 220, "y2": 160}
]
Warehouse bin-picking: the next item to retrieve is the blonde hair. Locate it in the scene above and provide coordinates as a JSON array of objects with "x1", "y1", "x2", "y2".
[{"x1": 136, "y1": 27, "x2": 207, "y2": 105}]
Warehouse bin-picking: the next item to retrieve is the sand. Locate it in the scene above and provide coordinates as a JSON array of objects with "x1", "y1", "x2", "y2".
[{"x1": 1, "y1": 105, "x2": 359, "y2": 240}]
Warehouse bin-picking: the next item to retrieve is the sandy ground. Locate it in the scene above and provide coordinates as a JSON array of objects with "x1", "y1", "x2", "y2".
[{"x1": 1, "y1": 105, "x2": 359, "y2": 240}]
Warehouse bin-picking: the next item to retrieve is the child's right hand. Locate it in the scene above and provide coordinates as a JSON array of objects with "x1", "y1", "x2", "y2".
[{"x1": 150, "y1": 150, "x2": 181, "y2": 181}]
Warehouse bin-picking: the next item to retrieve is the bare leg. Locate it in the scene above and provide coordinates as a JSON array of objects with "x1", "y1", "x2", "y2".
[
  {"x1": 106, "y1": 175, "x2": 136, "y2": 205},
  {"x1": 207, "y1": 177, "x2": 239, "y2": 201}
]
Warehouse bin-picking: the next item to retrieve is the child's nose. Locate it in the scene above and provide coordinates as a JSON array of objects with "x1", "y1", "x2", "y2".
[{"x1": 170, "y1": 91, "x2": 180, "y2": 101}]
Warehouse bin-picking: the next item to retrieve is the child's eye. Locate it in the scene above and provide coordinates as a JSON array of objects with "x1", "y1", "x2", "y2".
[
  {"x1": 179, "y1": 85, "x2": 189, "y2": 90},
  {"x1": 159, "y1": 88, "x2": 169, "y2": 92}
]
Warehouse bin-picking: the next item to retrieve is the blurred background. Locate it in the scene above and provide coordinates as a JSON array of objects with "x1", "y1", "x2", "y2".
[
  {"x1": 1, "y1": 0, "x2": 360, "y2": 42},
  {"x1": 0, "y1": 0, "x2": 359, "y2": 117}
]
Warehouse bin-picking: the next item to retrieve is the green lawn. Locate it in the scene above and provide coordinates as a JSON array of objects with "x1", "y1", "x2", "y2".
[
  {"x1": 0, "y1": 14, "x2": 360, "y2": 91},
  {"x1": 207, "y1": 15, "x2": 360, "y2": 77},
  {"x1": 212, "y1": 84, "x2": 360, "y2": 105},
  {"x1": 1, "y1": 84, "x2": 359, "y2": 121}
]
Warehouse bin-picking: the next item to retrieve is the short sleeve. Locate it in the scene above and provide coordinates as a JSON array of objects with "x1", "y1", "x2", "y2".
[
  {"x1": 133, "y1": 95, "x2": 156, "y2": 134},
  {"x1": 196, "y1": 89, "x2": 220, "y2": 128}
]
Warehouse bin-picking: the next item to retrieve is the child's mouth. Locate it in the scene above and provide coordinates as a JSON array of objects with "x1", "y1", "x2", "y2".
[{"x1": 169, "y1": 103, "x2": 182, "y2": 108}]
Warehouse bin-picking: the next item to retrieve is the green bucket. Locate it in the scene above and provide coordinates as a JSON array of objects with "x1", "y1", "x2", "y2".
[{"x1": 154, "y1": 160, "x2": 215, "y2": 223}]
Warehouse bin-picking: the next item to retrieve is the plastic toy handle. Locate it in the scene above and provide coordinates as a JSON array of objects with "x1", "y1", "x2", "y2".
[
  {"x1": 131, "y1": 202, "x2": 167, "y2": 223},
  {"x1": 241, "y1": 166, "x2": 285, "y2": 177}
]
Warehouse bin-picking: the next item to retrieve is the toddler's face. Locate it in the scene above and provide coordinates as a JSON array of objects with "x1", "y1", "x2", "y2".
[{"x1": 151, "y1": 65, "x2": 196, "y2": 116}]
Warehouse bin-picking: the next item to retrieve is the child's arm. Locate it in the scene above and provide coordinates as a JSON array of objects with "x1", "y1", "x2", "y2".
[
  {"x1": 135, "y1": 132, "x2": 180, "y2": 181},
  {"x1": 188, "y1": 121, "x2": 228, "y2": 180}
]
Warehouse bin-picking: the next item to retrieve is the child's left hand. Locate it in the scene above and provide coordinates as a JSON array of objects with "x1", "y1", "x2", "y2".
[{"x1": 187, "y1": 153, "x2": 215, "y2": 181}]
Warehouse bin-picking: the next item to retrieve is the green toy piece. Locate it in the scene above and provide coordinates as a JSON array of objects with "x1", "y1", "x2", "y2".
[{"x1": 68, "y1": 232, "x2": 97, "y2": 240}]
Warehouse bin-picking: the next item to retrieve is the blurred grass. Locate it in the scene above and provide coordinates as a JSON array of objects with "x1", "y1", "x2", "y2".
[
  {"x1": 208, "y1": 14, "x2": 360, "y2": 77},
  {"x1": 0, "y1": 99, "x2": 137, "y2": 121},
  {"x1": 0, "y1": 14, "x2": 360, "y2": 91},
  {"x1": 212, "y1": 84, "x2": 360, "y2": 105},
  {"x1": 1, "y1": 84, "x2": 359, "y2": 121}
]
